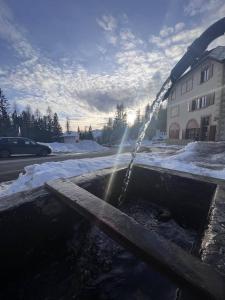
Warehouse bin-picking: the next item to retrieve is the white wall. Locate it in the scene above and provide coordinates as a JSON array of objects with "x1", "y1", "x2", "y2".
[
  {"x1": 167, "y1": 59, "x2": 224, "y2": 140},
  {"x1": 64, "y1": 136, "x2": 79, "y2": 144}
]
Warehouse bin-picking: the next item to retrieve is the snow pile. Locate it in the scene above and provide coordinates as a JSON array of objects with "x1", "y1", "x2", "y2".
[
  {"x1": 172, "y1": 141, "x2": 225, "y2": 164},
  {"x1": 0, "y1": 181, "x2": 13, "y2": 195},
  {"x1": 40, "y1": 140, "x2": 107, "y2": 153},
  {"x1": 0, "y1": 154, "x2": 131, "y2": 196},
  {"x1": 1, "y1": 141, "x2": 225, "y2": 198}
]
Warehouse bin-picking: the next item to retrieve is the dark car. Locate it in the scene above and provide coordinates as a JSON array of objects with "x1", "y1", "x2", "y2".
[{"x1": 0, "y1": 137, "x2": 52, "y2": 158}]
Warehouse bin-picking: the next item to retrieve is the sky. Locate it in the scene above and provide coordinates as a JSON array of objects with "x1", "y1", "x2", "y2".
[{"x1": 0, "y1": 0, "x2": 225, "y2": 130}]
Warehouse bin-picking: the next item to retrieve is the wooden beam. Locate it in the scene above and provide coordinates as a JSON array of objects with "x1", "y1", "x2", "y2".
[{"x1": 46, "y1": 178, "x2": 225, "y2": 300}]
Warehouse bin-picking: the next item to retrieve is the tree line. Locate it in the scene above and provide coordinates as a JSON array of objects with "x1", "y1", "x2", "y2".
[
  {"x1": 78, "y1": 126, "x2": 94, "y2": 140},
  {"x1": 0, "y1": 87, "x2": 166, "y2": 145},
  {"x1": 0, "y1": 88, "x2": 62, "y2": 142},
  {"x1": 99, "y1": 103, "x2": 167, "y2": 145},
  {"x1": 65, "y1": 118, "x2": 94, "y2": 140}
]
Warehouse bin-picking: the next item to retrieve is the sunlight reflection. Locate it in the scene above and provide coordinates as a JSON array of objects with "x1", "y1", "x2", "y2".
[{"x1": 104, "y1": 126, "x2": 129, "y2": 202}]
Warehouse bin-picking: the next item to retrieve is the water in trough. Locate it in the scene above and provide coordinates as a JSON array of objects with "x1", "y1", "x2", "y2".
[{"x1": 77, "y1": 198, "x2": 197, "y2": 300}]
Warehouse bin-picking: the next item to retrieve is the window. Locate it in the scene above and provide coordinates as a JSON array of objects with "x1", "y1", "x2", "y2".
[
  {"x1": 188, "y1": 92, "x2": 215, "y2": 112},
  {"x1": 10, "y1": 138, "x2": 19, "y2": 144},
  {"x1": 185, "y1": 119, "x2": 200, "y2": 140},
  {"x1": 169, "y1": 123, "x2": 180, "y2": 139},
  {"x1": 170, "y1": 105, "x2": 179, "y2": 118},
  {"x1": 181, "y1": 83, "x2": 186, "y2": 95},
  {"x1": 200, "y1": 64, "x2": 213, "y2": 83},
  {"x1": 170, "y1": 89, "x2": 176, "y2": 101},
  {"x1": 197, "y1": 97, "x2": 202, "y2": 109},
  {"x1": 186, "y1": 128, "x2": 200, "y2": 140},
  {"x1": 191, "y1": 100, "x2": 197, "y2": 111},
  {"x1": 17, "y1": 139, "x2": 25, "y2": 145},
  {"x1": 202, "y1": 116, "x2": 210, "y2": 126},
  {"x1": 0, "y1": 138, "x2": 8, "y2": 144},
  {"x1": 24, "y1": 140, "x2": 36, "y2": 145},
  {"x1": 202, "y1": 95, "x2": 207, "y2": 108},
  {"x1": 181, "y1": 76, "x2": 193, "y2": 94},
  {"x1": 186, "y1": 77, "x2": 193, "y2": 92}
]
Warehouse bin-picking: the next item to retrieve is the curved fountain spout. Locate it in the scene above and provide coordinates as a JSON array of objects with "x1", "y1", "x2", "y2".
[{"x1": 170, "y1": 17, "x2": 225, "y2": 82}]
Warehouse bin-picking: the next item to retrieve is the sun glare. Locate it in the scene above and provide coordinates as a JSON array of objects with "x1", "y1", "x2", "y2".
[{"x1": 127, "y1": 111, "x2": 136, "y2": 125}]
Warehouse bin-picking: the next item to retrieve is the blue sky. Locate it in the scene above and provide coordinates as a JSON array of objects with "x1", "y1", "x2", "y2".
[{"x1": 0, "y1": 0, "x2": 224, "y2": 129}]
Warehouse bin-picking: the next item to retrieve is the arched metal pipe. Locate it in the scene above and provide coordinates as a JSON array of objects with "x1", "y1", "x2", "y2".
[{"x1": 170, "y1": 17, "x2": 225, "y2": 82}]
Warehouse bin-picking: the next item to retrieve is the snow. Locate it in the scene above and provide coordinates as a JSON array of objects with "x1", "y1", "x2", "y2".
[
  {"x1": 0, "y1": 155, "x2": 131, "y2": 197},
  {"x1": 1, "y1": 141, "x2": 225, "y2": 198},
  {"x1": 40, "y1": 140, "x2": 108, "y2": 153},
  {"x1": 0, "y1": 181, "x2": 13, "y2": 194}
]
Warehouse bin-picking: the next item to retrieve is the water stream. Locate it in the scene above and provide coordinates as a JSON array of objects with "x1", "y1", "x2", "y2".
[{"x1": 118, "y1": 77, "x2": 172, "y2": 205}]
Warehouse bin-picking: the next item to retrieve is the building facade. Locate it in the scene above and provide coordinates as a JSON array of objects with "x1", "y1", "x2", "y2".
[
  {"x1": 61, "y1": 132, "x2": 80, "y2": 143},
  {"x1": 166, "y1": 46, "x2": 225, "y2": 142}
]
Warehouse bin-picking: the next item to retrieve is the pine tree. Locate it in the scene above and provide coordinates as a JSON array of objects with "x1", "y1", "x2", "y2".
[
  {"x1": 111, "y1": 104, "x2": 127, "y2": 144},
  {"x1": 100, "y1": 118, "x2": 113, "y2": 144},
  {"x1": 20, "y1": 105, "x2": 32, "y2": 138},
  {"x1": 88, "y1": 125, "x2": 94, "y2": 140},
  {"x1": 144, "y1": 103, "x2": 151, "y2": 121},
  {"x1": 156, "y1": 106, "x2": 167, "y2": 132},
  {"x1": 113, "y1": 104, "x2": 127, "y2": 129},
  {"x1": 11, "y1": 103, "x2": 20, "y2": 136},
  {"x1": 0, "y1": 89, "x2": 9, "y2": 119},
  {"x1": 0, "y1": 88, "x2": 11, "y2": 136},
  {"x1": 0, "y1": 89, "x2": 66, "y2": 142},
  {"x1": 100, "y1": 104, "x2": 129, "y2": 145},
  {"x1": 66, "y1": 117, "x2": 71, "y2": 134},
  {"x1": 52, "y1": 113, "x2": 62, "y2": 141},
  {"x1": 129, "y1": 109, "x2": 143, "y2": 140},
  {"x1": 144, "y1": 102, "x2": 156, "y2": 140},
  {"x1": 46, "y1": 106, "x2": 53, "y2": 134}
]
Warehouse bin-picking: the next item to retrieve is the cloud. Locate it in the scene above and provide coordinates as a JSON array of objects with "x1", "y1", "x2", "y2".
[
  {"x1": 183, "y1": 0, "x2": 225, "y2": 49},
  {"x1": 1, "y1": 1, "x2": 225, "y2": 129},
  {"x1": 175, "y1": 23, "x2": 185, "y2": 32},
  {"x1": 119, "y1": 28, "x2": 144, "y2": 50},
  {"x1": 108, "y1": 35, "x2": 117, "y2": 45},
  {"x1": 96, "y1": 14, "x2": 118, "y2": 46},
  {"x1": 184, "y1": 0, "x2": 222, "y2": 17},
  {"x1": 159, "y1": 26, "x2": 174, "y2": 38},
  {"x1": 0, "y1": 0, "x2": 38, "y2": 60},
  {"x1": 96, "y1": 15, "x2": 117, "y2": 32},
  {"x1": 0, "y1": 7, "x2": 164, "y2": 128}
]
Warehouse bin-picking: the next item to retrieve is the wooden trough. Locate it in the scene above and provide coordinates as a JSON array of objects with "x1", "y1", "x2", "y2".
[{"x1": 0, "y1": 164, "x2": 225, "y2": 299}]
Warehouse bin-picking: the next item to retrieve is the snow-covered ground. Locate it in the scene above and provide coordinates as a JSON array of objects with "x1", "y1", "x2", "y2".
[
  {"x1": 1, "y1": 141, "x2": 225, "y2": 198},
  {"x1": 40, "y1": 140, "x2": 108, "y2": 153}
]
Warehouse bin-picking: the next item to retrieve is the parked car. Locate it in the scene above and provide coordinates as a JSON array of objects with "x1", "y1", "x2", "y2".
[{"x1": 0, "y1": 137, "x2": 52, "y2": 158}]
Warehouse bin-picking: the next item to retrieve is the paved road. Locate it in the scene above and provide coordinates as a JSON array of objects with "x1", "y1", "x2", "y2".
[{"x1": 0, "y1": 148, "x2": 131, "y2": 182}]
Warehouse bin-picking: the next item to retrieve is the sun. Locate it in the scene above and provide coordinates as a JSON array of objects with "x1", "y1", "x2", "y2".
[{"x1": 127, "y1": 111, "x2": 136, "y2": 125}]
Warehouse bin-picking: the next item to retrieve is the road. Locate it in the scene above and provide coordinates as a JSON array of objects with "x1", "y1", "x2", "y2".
[
  {"x1": 0, "y1": 148, "x2": 131, "y2": 182},
  {"x1": 0, "y1": 145, "x2": 178, "y2": 183}
]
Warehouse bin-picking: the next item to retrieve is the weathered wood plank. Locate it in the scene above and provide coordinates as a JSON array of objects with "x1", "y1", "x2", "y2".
[{"x1": 46, "y1": 178, "x2": 225, "y2": 300}]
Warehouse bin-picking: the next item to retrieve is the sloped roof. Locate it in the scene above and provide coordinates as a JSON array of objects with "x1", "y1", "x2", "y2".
[
  {"x1": 208, "y1": 46, "x2": 225, "y2": 62},
  {"x1": 61, "y1": 131, "x2": 79, "y2": 137}
]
